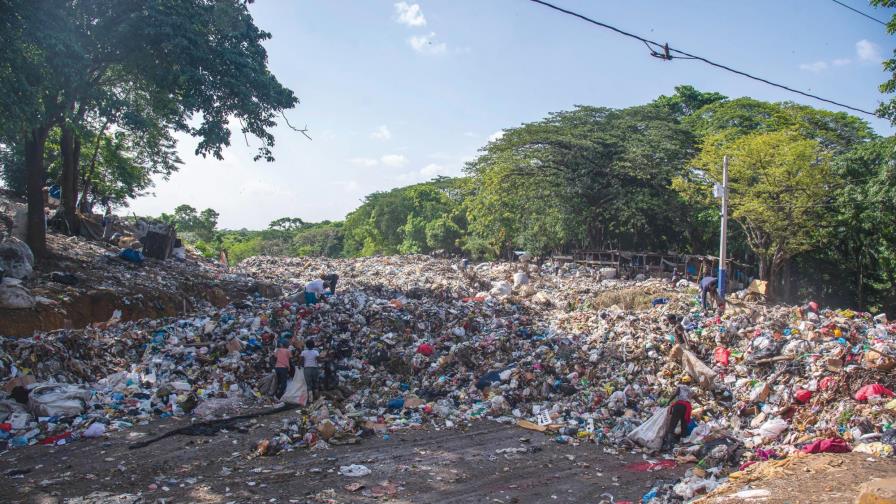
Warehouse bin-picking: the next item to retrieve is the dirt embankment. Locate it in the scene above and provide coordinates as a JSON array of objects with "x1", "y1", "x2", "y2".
[
  {"x1": 0, "y1": 279, "x2": 254, "y2": 337},
  {"x1": 0, "y1": 232, "x2": 271, "y2": 337}
]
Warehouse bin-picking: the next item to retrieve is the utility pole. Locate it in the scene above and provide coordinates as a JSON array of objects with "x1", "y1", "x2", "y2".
[{"x1": 718, "y1": 155, "x2": 729, "y2": 303}]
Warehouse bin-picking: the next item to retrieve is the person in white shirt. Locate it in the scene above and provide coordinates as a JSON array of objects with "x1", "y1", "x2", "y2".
[
  {"x1": 301, "y1": 340, "x2": 321, "y2": 399},
  {"x1": 304, "y1": 278, "x2": 326, "y2": 304}
]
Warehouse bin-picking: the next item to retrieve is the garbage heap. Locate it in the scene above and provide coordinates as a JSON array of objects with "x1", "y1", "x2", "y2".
[{"x1": 0, "y1": 255, "x2": 893, "y2": 502}]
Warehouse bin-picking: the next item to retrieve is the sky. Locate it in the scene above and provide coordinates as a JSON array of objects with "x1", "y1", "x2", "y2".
[{"x1": 127, "y1": 0, "x2": 896, "y2": 229}]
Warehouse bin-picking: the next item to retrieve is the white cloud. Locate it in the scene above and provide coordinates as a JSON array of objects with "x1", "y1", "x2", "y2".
[
  {"x1": 832, "y1": 58, "x2": 851, "y2": 66},
  {"x1": 856, "y1": 39, "x2": 882, "y2": 62},
  {"x1": 420, "y1": 163, "x2": 446, "y2": 177},
  {"x1": 488, "y1": 130, "x2": 505, "y2": 143},
  {"x1": 380, "y1": 154, "x2": 408, "y2": 167},
  {"x1": 349, "y1": 157, "x2": 379, "y2": 167},
  {"x1": 394, "y1": 2, "x2": 426, "y2": 27},
  {"x1": 463, "y1": 131, "x2": 477, "y2": 138},
  {"x1": 370, "y1": 125, "x2": 392, "y2": 141},
  {"x1": 799, "y1": 61, "x2": 828, "y2": 73},
  {"x1": 409, "y1": 32, "x2": 447, "y2": 54}
]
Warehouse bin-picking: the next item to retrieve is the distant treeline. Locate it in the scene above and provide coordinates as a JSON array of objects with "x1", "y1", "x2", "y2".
[{"x1": 170, "y1": 86, "x2": 896, "y2": 313}]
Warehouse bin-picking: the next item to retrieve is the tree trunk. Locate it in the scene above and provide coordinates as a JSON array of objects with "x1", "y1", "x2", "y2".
[
  {"x1": 24, "y1": 126, "x2": 50, "y2": 259},
  {"x1": 758, "y1": 255, "x2": 770, "y2": 281},
  {"x1": 79, "y1": 121, "x2": 107, "y2": 214},
  {"x1": 858, "y1": 253, "x2": 865, "y2": 311},
  {"x1": 782, "y1": 258, "x2": 793, "y2": 303},
  {"x1": 60, "y1": 124, "x2": 81, "y2": 235}
]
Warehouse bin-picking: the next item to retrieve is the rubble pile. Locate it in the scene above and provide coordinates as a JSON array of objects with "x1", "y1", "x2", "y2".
[{"x1": 0, "y1": 254, "x2": 894, "y2": 502}]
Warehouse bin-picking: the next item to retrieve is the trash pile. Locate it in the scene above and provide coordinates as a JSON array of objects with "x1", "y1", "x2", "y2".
[{"x1": 0, "y1": 254, "x2": 894, "y2": 503}]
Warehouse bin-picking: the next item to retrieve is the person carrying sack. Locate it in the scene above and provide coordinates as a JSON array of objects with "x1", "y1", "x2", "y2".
[{"x1": 664, "y1": 385, "x2": 694, "y2": 449}]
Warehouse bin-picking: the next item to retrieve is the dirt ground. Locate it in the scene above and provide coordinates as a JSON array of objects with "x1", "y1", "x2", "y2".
[
  {"x1": 698, "y1": 451, "x2": 896, "y2": 504},
  {"x1": 0, "y1": 414, "x2": 686, "y2": 503}
]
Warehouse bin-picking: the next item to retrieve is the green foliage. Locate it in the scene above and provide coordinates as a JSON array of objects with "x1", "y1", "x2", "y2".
[
  {"x1": 871, "y1": 0, "x2": 896, "y2": 124},
  {"x1": 686, "y1": 131, "x2": 832, "y2": 281},
  {"x1": 343, "y1": 178, "x2": 467, "y2": 256},
  {"x1": 799, "y1": 136, "x2": 896, "y2": 310},
  {"x1": 221, "y1": 233, "x2": 264, "y2": 265},
  {"x1": 291, "y1": 221, "x2": 344, "y2": 257},
  {"x1": 161, "y1": 204, "x2": 219, "y2": 242},
  {"x1": 0, "y1": 0, "x2": 298, "y2": 255},
  {"x1": 42, "y1": 82, "x2": 896, "y2": 314},
  {"x1": 464, "y1": 102, "x2": 697, "y2": 258},
  {"x1": 0, "y1": 141, "x2": 25, "y2": 194}
]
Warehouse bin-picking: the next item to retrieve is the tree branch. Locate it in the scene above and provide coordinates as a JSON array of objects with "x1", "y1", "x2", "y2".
[{"x1": 281, "y1": 112, "x2": 311, "y2": 140}]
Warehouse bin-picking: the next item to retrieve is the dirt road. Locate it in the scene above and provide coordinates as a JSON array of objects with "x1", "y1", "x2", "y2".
[{"x1": 0, "y1": 412, "x2": 683, "y2": 503}]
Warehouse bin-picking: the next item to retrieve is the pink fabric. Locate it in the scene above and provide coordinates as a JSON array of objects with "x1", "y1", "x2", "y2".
[
  {"x1": 854, "y1": 384, "x2": 895, "y2": 401},
  {"x1": 801, "y1": 437, "x2": 850, "y2": 454}
]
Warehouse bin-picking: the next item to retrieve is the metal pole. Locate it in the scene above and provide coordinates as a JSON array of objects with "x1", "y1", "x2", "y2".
[{"x1": 718, "y1": 155, "x2": 729, "y2": 303}]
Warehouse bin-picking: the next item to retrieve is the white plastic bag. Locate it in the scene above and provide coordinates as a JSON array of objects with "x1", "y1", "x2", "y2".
[
  {"x1": 281, "y1": 371, "x2": 308, "y2": 406},
  {"x1": 757, "y1": 418, "x2": 788, "y2": 440},
  {"x1": 489, "y1": 281, "x2": 512, "y2": 297},
  {"x1": 0, "y1": 281, "x2": 34, "y2": 309},
  {"x1": 83, "y1": 423, "x2": 106, "y2": 438},
  {"x1": 339, "y1": 464, "x2": 371, "y2": 477},
  {"x1": 28, "y1": 384, "x2": 93, "y2": 417},
  {"x1": 627, "y1": 406, "x2": 670, "y2": 450}
]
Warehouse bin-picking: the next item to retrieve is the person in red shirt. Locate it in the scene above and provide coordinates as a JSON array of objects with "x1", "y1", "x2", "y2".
[{"x1": 666, "y1": 385, "x2": 693, "y2": 447}]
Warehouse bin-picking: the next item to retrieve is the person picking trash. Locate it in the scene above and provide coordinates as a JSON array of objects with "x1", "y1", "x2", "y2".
[
  {"x1": 301, "y1": 340, "x2": 321, "y2": 401},
  {"x1": 321, "y1": 272, "x2": 339, "y2": 295},
  {"x1": 667, "y1": 314, "x2": 689, "y2": 348},
  {"x1": 664, "y1": 385, "x2": 694, "y2": 449},
  {"x1": 304, "y1": 277, "x2": 327, "y2": 304},
  {"x1": 699, "y1": 276, "x2": 721, "y2": 311}
]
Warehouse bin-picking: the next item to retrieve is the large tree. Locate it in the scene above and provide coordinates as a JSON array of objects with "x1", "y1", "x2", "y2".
[
  {"x1": 0, "y1": 0, "x2": 298, "y2": 258},
  {"x1": 682, "y1": 131, "x2": 832, "y2": 295},
  {"x1": 464, "y1": 103, "x2": 697, "y2": 258}
]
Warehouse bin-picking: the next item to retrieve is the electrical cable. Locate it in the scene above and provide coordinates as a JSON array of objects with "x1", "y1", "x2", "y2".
[
  {"x1": 527, "y1": 0, "x2": 879, "y2": 117},
  {"x1": 830, "y1": 0, "x2": 888, "y2": 26}
]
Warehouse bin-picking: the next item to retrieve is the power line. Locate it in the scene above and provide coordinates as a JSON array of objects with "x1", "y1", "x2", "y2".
[
  {"x1": 830, "y1": 0, "x2": 888, "y2": 26},
  {"x1": 526, "y1": 0, "x2": 879, "y2": 117}
]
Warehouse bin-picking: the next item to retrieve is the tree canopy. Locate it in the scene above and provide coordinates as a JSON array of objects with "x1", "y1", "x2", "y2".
[{"x1": 0, "y1": 0, "x2": 298, "y2": 257}]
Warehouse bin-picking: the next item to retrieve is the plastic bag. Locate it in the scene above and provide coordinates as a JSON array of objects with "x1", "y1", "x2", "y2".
[
  {"x1": 757, "y1": 418, "x2": 788, "y2": 440},
  {"x1": 339, "y1": 464, "x2": 371, "y2": 477},
  {"x1": 627, "y1": 406, "x2": 670, "y2": 450},
  {"x1": 28, "y1": 384, "x2": 93, "y2": 417},
  {"x1": 681, "y1": 348, "x2": 716, "y2": 389},
  {"x1": 713, "y1": 347, "x2": 731, "y2": 366},
  {"x1": 281, "y1": 371, "x2": 308, "y2": 406}
]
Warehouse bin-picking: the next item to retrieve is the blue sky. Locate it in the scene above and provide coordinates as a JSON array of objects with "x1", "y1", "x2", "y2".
[{"x1": 128, "y1": 0, "x2": 896, "y2": 229}]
